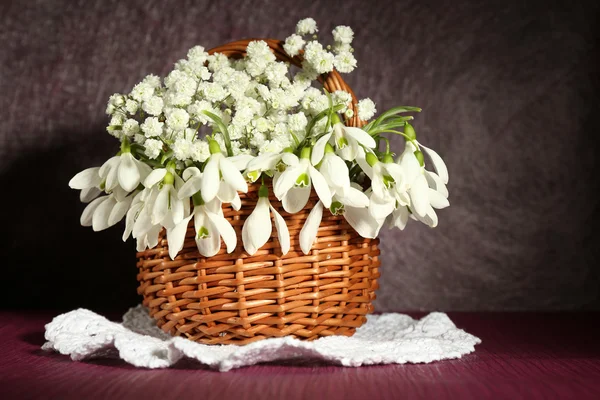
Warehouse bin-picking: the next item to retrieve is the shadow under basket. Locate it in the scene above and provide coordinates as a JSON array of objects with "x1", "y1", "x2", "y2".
[{"x1": 136, "y1": 38, "x2": 381, "y2": 345}]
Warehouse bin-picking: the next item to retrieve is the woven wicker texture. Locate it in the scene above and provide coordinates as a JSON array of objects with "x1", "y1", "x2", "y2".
[{"x1": 136, "y1": 39, "x2": 381, "y2": 345}]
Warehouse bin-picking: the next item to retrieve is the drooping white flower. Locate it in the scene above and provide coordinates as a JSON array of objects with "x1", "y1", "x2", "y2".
[
  {"x1": 99, "y1": 147, "x2": 152, "y2": 194},
  {"x1": 79, "y1": 192, "x2": 134, "y2": 232},
  {"x1": 311, "y1": 115, "x2": 377, "y2": 162},
  {"x1": 395, "y1": 139, "x2": 449, "y2": 228},
  {"x1": 201, "y1": 140, "x2": 249, "y2": 203},
  {"x1": 143, "y1": 165, "x2": 189, "y2": 229},
  {"x1": 242, "y1": 185, "x2": 290, "y2": 256},
  {"x1": 299, "y1": 200, "x2": 323, "y2": 254},
  {"x1": 69, "y1": 167, "x2": 103, "y2": 203},
  {"x1": 357, "y1": 98, "x2": 377, "y2": 121},
  {"x1": 166, "y1": 197, "x2": 237, "y2": 259},
  {"x1": 274, "y1": 148, "x2": 332, "y2": 213}
]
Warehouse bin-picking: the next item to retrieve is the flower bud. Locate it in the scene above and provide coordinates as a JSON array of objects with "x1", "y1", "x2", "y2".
[
  {"x1": 366, "y1": 152, "x2": 379, "y2": 167},
  {"x1": 404, "y1": 123, "x2": 417, "y2": 141},
  {"x1": 300, "y1": 147, "x2": 312, "y2": 159},
  {"x1": 330, "y1": 113, "x2": 342, "y2": 125},
  {"x1": 382, "y1": 153, "x2": 394, "y2": 163},
  {"x1": 414, "y1": 150, "x2": 425, "y2": 166},
  {"x1": 208, "y1": 139, "x2": 221, "y2": 154}
]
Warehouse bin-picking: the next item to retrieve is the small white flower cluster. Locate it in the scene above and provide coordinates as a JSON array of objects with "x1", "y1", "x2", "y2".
[{"x1": 70, "y1": 18, "x2": 450, "y2": 260}]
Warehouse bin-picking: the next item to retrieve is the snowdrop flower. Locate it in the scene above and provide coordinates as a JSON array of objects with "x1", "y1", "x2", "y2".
[
  {"x1": 143, "y1": 164, "x2": 189, "y2": 229},
  {"x1": 312, "y1": 114, "x2": 376, "y2": 162},
  {"x1": 357, "y1": 98, "x2": 377, "y2": 121},
  {"x1": 122, "y1": 190, "x2": 162, "y2": 252},
  {"x1": 359, "y1": 150, "x2": 405, "y2": 220},
  {"x1": 299, "y1": 200, "x2": 323, "y2": 254},
  {"x1": 201, "y1": 140, "x2": 249, "y2": 203},
  {"x1": 168, "y1": 195, "x2": 236, "y2": 259},
  {"x1": 69, "y1": 167, "x2": 102, "y2": 203},
  {"x1": 396, "y1": 134, "x2": 449, "y2": 228},
  {"x1": 99, "y1": 141, "x2": 152, "y2": 193},
  {"x1": 274, "y1": 147, "x2": 332, "y2": 213},
  {"x1": 242, "y1": 184, "x2": 290, "y2": 256},
  {"x1": 343, "y1": 201, "x2": 386, "y2": 239},
  {"x1": 79, "y1": 193, "x2": 134, "y2": 232}
]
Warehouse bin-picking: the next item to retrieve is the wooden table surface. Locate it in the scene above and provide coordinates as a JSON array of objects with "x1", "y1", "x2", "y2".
[{"x1": 1, "y1": 311, "x2": 599, "y2": 399}]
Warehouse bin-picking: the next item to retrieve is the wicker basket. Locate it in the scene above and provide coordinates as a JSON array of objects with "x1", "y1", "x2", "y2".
[{"x1": 136, "y1": 39, "x2": 381, "y2": 345}]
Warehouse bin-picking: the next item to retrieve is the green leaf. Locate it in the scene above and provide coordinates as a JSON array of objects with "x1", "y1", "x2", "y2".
[{"x1": 201, "y1": 110, "x2": 233, "y2": 156}]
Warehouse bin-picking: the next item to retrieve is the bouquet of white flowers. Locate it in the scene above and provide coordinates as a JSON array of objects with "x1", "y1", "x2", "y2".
[{"x1": 69, "y1": 17, "x2": 449, "y2": 262}]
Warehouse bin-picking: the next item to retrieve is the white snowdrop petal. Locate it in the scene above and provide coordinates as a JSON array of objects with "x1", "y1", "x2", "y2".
[
  {"x1": 410, "y1": 174, "x2": 430, "y2": 218},
  {"x1": 200, "y1": 157, "x2": 220, "y2": 202},
  {"x1": 270, "y1": 205, "x2": 290, "y2": 255},
  {"x1": 166, "y1": 215, "x2": 193, "y2": 260},
  {"x1": 80, "y1": 187, "x2": 102, "y2": 203},
  {"x1": 308, "y1": 165, "x2": 332, "y2": 208},
  {"x1": 92, "y1": 196, "x2": 117, "y2": 232},
  {"x1": 343, "y1": 206, "x2": 383, "y2": 239},
  {"x1": 178, "y1": 176, "x2": 203, "y2": 199},
  {"x1": 80, "y1": 196, "x2": 107, "y2": 227},
  {"x1": 144, "y1": 168, "x2": 167, "y2": 188},
  {"x1": 242, "y1": 197, "x2": 272, "y2": 255},
  {"x1": 69, "y1": 167, "x2": 101, "y2": 189},
  {"x1": 424, "y1": 170, "x2": 449, "y2": 198},
  {"x1": 311, "y1": 132, "x2": 332, "y2": 165},
  {"x1": 220, "y1": 156, "x2": 248, "y2": 193},
  {"x1": 206, "y1": 211, "x2": 237, "y2": 253},
  {"x1": 118, "y1": 153, "x2": 140, "y2": 192},
  {"x1": 344, "y1": 126, "x2": 376, "y2": 149},
  {"x1": 99, "y1": 156, "x2": 120, "y2": 179},
  {"x1": 428, "y1": 188, "x2": 450, "y2": 209},
  {"x1": 152, "y1": 186, "x2": 169, "y2": 224},
  {"x1": 282, "y1": 185, "x2": 311, "y2": 213},
  {"x1": 420, "y1": 144, "x2": 449, "y2": 184},
  {"x1": 299, "y1": 200, "x2": 323, "y2": 255},
  {"x1": 108, "y1": 196, "x2": 133, "y2": 227}
]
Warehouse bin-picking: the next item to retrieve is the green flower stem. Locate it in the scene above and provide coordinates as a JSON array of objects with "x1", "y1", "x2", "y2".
[
  {"x1": 192, "y1": 191, "x2": 205, "y2": 206},
  {"x1": 120, "y1": 137, "x2": 131, "y2": 153},
  {"x1": 300, "y1": 146, "x2": 312, "y2": 159},
  {"x1": 258, "y1": 184, "x2": 269, "y2": 198}
]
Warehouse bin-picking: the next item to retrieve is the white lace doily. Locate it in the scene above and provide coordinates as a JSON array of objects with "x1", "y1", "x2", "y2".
[{"x1": 42, "y1": 306, "x2": 481, "y2": 371}]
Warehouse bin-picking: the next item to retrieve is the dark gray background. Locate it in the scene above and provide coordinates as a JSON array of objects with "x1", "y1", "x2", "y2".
[{"x1": 1, "y1": 0, "x2": 598, "y2": 312}]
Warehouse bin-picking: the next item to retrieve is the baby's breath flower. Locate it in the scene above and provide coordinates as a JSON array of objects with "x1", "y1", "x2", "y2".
[
  {"x1": 202, "y1": 82, "x2": 228, "y2": 102},
  {"x1": 332, "y1": 26, "x2": 354, "y2": 45},
  {"x1": 140, "y1": 117, "x2": 164, "y2": 137},
  {"x1": 357, "y1": 98, "x2": 377, "y2": 121},
  {"x1": 190, "y1": 139, "x2": 210, "y2": 162},
  {"x1": 187, "y1": 100, "x2": 214, "y2": 124},
  {"x1": 264, "y1": 62, "x2": 288, "y2": 86},
  {"x1": 142, "y1": 74, "x2": 162, "y2": 89},
  {"x1": 142, "y1": 96, "x2": 164, "y2": 116},
  {"x1": 125, "y1": 99, "x2": 139, "y2": 115},
  {"x1": 134, "y1": 133, "x2": 146, "y2": 144},
  {"x1": 232, "y1": 107, "x2": 255, "y2": 128},
  {"x1": 288, "y1": 112, "x2": 308, "y2": 132},
  {"x1": 172, "y1": 138, "x2": 193, "y2": 161},
  {"x1": 246, "y1": 41, "x2": 276, "y2": 65},
  {"x1": 164, "y1": 70, "x2": 187, "y2": 89},
  {"x1": 296, "y1": 18, "x2": 318, "y2": 35},
  {"x1": 207, "y1": 53, "x2": 231, "y2": 72},
  {"x1": 122, "y1": 119, "x2": 140, "y2": 137},
  {"x1": 165, "y1": 108, "x2": 190, "y2": 131},
  {"x1": 283, "y1": 34, "x2": 305, "y2": 57},
  {"x1": 187, "y1": 45, "x2": 208, "y2": 63},
  {"x1": 333, "y1": 51, "x2": 357, "y2": 73},
  {"x1": 144, "y1": 138, "x2": 163, "y2": 159},
  {"x1": 130, "y1": 82, "x2": 154, "y2": 102},
  {"x1": 333, "y1": 90, "x2": 353, "y2": 109}
]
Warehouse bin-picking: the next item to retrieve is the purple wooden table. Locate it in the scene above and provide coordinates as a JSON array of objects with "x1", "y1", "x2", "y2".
[{"x1": 1, "y1": 311, "x2": 599, "y2": 399}]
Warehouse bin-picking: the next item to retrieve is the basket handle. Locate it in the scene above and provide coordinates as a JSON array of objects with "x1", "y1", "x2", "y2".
[{"x1": 207, "y1": 39, "x2": 364, "y2": 128}]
